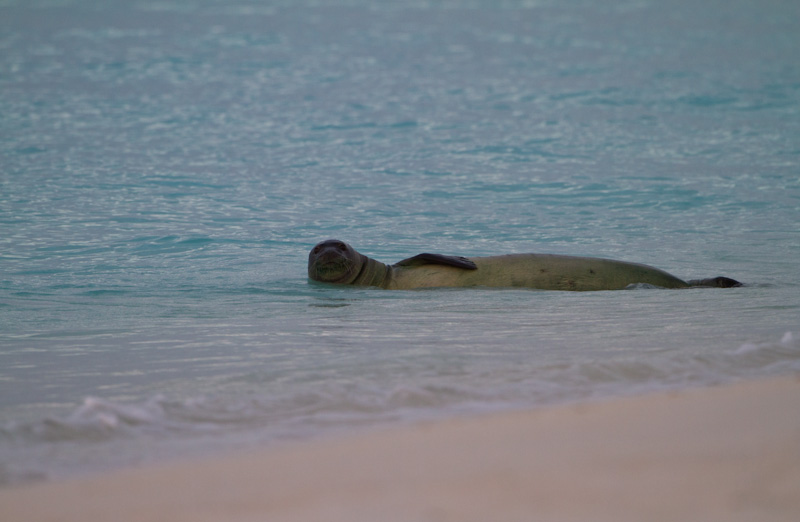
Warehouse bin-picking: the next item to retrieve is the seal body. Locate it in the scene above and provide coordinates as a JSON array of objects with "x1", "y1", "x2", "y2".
[
  {"x1": 389, "y1": 254, "x2": 688, "y2": 291},
  {"x1": 307, "y1": 240, "x2": 741, "y2": 291}
]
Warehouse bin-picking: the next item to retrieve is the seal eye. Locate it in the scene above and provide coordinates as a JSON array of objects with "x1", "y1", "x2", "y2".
[
  {"x1": 335, "y1": 242, "x2": 346, "y2": 251},
  {"x1": 313, "y1": 246, "x2": 321, "y2": 254}
]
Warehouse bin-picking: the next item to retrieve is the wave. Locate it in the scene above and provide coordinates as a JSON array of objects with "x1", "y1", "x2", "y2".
[
  {"x1": 4, "y1": 332, "x2": 797, "y2": 447},
  {"x1": 1, "y1": 330, "x2": 797, "y2": 486}
]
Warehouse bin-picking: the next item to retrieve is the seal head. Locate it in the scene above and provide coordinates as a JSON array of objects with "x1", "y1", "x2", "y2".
[
  {"x1": 308, "y1": 240, "x2": 395, "y2": 287},
  {"x1": 308, "y1": 239, "x2": 364, "y2": 284}
]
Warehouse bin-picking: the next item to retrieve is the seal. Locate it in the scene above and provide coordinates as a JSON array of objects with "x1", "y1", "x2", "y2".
[{"x1": 307, "y1": 239, "x2": 742, "y2": 291}]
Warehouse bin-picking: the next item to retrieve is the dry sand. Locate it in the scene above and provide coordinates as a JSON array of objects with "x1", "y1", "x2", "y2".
[{"x1": 2, "y1": 375, "x2": 799, "y2": 522}]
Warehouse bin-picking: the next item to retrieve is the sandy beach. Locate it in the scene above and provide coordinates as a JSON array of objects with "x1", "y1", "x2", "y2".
[{"x1": 2, "y1": 375, "x2": 798, "y2": 522}]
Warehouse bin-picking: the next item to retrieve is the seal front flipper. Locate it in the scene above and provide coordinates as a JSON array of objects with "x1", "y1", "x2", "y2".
[{"x1": 394, "y1": 253, "x2": 477, "y2": 270}]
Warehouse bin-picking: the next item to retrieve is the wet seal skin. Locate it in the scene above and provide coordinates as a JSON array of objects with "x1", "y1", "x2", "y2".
[{"x1": 308, "y1": 240, "x2": 742, "y2": 291}]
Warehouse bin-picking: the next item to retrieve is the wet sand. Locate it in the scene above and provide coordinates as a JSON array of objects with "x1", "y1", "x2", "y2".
[{"x1": 2, "y1": 375, "x2": 798, "y2": 522}]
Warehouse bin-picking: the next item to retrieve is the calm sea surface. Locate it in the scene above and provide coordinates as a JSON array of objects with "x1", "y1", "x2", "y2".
[{"x1": 1, "y1": 0, "x2": 799, "y2": 485}]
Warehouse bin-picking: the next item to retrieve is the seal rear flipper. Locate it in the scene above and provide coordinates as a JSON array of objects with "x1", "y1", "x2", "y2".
[
  {"x1": 687, "y1": 276, "x2": 743, "y2": 288},
  {"x1": 394, "y1": 253, "x2": 477, "y2": 270}
]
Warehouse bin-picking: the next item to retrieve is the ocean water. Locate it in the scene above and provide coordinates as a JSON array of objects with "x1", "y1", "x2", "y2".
[{"x1": 1, "y1": 0, "x2": 799, "y2": 485}]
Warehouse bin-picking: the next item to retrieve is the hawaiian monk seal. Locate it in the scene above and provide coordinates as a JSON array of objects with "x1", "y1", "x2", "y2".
[{"x1": 307, "y1": 239, "x2": 741, "y2": 291}]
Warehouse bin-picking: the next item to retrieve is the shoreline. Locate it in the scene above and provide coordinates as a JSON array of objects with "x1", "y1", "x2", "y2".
[{"x1": 2, "y1": 375, "x2": 799, "y2": 522}]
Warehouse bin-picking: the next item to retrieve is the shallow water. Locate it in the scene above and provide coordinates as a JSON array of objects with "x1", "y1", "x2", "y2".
[{"x1": 1, "y1": 0, "x2": 799, "y2": 485}]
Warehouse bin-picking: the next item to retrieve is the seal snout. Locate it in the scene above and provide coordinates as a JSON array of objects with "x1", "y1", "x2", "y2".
[{"x1": 311, "y1": 240, "x2": 349, "y2": 266}]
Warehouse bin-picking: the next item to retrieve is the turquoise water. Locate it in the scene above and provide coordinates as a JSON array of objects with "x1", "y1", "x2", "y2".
[{"x1": 1, "y1": 0, "x2": 799, "y2": 484}]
